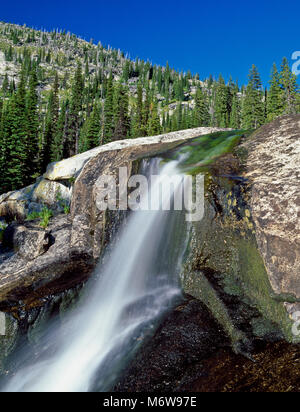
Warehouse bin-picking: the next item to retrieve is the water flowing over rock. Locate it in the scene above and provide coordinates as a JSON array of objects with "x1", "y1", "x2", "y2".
[
  {"x1": 0, "y1": 127, "x2": 227, "y2": 307},
  {"x1": 0, "y1": 117, "x2": 299, "y2": 390},
  {"x1": 181, "y1": 115, "x2": 300, "y2": 343}
]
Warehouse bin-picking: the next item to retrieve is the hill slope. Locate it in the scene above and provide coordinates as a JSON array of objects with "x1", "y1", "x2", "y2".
[{"x1": 0, "y1": 21, "x2": 299, "y2": 194}]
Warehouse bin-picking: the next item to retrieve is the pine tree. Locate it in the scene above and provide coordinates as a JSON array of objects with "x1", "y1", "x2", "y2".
[
  {"x1": 229, "y1": 93, "x2": 241, "y2": 129},
  {"x1": 113, "y1": 86, "x2": 129, "y2": 141},
  {"x1": 79, "y1": 101, "x2": 102, "y2": 151},
  {"x1": 193, "y1": 86, "x2": 210, "y2": 127},
  {"x1": 51, "y1": 100, "x2": 67, "y2": 162},
  {"x1": 147, "y1": 101, "x2": 161, "y2": 135},
  {"x1": 103, "y1": 73, "x2": 114, "y2": 144},
  {"x1": 64, "y1": 63, "x2": 83, "y2": 157},
  {"x1": 242, "y1": 65, "x2": 264, "y2": 129},
  {"x1": 132, "y1": 82, "x2": 143, "y2": 137},
  {"x1": 266, "y1": 63, "x2": 283, "y2": 121},
  {"x1": 141, "y1": 84, "x2": 151, "y2": 136},
  {"x1": 5, "y1": 71, "x2": 28, "y2": 189},
  {"x1": 280, "y1": 57, "x2": 298, "y2": 115},
  {"x1": 215, "y1": 75, "x2": 228, "y2": 127},
  {"x1": 41, "y1": 73, "x2": 59, "y2": 171},
  {"x1": 25, "y1": 66, "x2": 39, "y2": 181}
]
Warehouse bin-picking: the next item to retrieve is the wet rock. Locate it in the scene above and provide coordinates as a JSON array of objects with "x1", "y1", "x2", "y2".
[
  {"x1": 115, "y1": 298, "x2": 300, "y2": 392},
  {"x1": 114, "y1": 297, "x2": 230, "y2": 392}
]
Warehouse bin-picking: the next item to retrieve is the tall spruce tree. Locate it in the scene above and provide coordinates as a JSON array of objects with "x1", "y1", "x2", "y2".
[
  {"x1": 280, "y1": 57, "x2": 298, "y2": 115},
  {"x1": 267, "y1": 63, "x2": 283, "y2": 121},
  {"x1": 41, "y1": 72, "x2": 59, "y2": 171},
  {"x1": 147, "y1": 101, "x2": 161, "y2": 135},
  {"x1": 79, "y1": 100, "x2": 102, "y2": 151},
  {"x1": 193, "y1": 86, "x2": 210, "y2": 127},
  {"x1": 5, "y1": 71, "x2": 28, "y2": 190},
  {"x1": 215, "y1": 75, "x2": 228, "y2": 127},
  {"x1": 113, "y1": 86, "x2": 129, "y2": 141},
  {"x1": 103, "y1": 73, "x2": 114, "y2": 144},
  {"x1": 64, "y1": 62, "x2": 83, "y2": 157},
  {"x1": 242, "y1": 65, "x2": 264, "y2": 129},
  {"x1": 25, "y1": 65, "x2": 39, "y2": 181}
]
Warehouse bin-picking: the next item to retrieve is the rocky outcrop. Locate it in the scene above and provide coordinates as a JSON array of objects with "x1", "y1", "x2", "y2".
[
  {"x1": 3, "y1": 223, "x2": 50, "y2": 260},
  {"x1": 0, "y1": 179, "x2": 71, "y2": 221},
  {"x1": 0, "y1": 127, "x2": 227, "y2": 308},
  {"x1": 244, "y1": 116, "x2": 300, "y2": 317},
  {"x1": 0, "y1": 215, "x2": 93, "y2": 312},
  {"x1": 43, "y1": 127, "x2": 226, "y2": 181},
  {"x1": 181, "y1": 115, "x2": 300, "y2": 343}
]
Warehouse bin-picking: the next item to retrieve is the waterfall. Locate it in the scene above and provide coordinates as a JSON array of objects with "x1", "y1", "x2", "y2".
[{"x1": 3, "y1": 158, "x2": 188, "y2": 392}]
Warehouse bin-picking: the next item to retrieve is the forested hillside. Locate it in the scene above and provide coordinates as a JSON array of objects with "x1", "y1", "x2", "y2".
[{"x1": 0, "y1": 21, "x2": 299, "y2": 193}]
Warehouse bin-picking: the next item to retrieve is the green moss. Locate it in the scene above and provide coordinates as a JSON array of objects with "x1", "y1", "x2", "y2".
[
  {"x1": 182, "y1": 270, "x2": 247, "y2": 351},
  {"x1": 235, "y1": 239, "x2": 295, "y2": 342},
  {"x1": 182, "y1": 169, "x2": 297, "y2": 345}
]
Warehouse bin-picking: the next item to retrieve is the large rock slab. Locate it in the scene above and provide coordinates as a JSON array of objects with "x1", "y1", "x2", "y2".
[
  {"x1": 44, "y1": 127, "x2": 229, "y2": 181},
  {"x1": 244, "y1": 115, "x2": 300, "y2": 314}
]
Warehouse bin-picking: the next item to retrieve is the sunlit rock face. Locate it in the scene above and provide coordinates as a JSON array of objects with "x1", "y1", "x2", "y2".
[{"x1": 244, "y1": 115, "x2": 300, "y2": 315}]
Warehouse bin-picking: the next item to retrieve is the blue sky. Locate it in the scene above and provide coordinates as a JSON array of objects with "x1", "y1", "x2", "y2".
[{"x1": 1, "y1": 0, "x2": 300, "y2": 85}]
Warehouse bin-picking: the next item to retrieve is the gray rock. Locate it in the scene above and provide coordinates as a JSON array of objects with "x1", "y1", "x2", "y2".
[
  {"x1": 5, "y1": 224, "x2": 50, "y2": 261},
  {"x1": 44, "y1": 127, "x2": 230, "y2": 181},
  {"x1": 244, "y1": 116, "x2": 300, "y2": 304},
  {"x1": 31, "y1": 179, "x2": 71, "y2": 210}
]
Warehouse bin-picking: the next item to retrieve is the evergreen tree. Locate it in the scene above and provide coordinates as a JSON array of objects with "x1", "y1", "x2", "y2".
[
  {"x1": 242, "y1": 65, "x2": 264, "y2": 129},
  {"x1": 113, "y1": 86, "x2": 129, "y2": 141},
  {"x1": 25, "y1": 66, "x2": 39, "y2": 181},
  {"x1": 41, "y1": 73, "x2": 59, "y2": 171},
  {"x1": 132, "y1": 82, "x2": 143, "y2": 137},
  {"x1": 147, "y1": 101, "x2": 161, "y2": 135},
  {"x1": 103, "y1": 73, "x2": 114, "y2": 144},
  {"x1": 51, "y1": 100, "x2": 67, "y2": 162},
  {"x1": 215, "y1": 75, "x2": 228, "y2": 127},
  {"x1": 229, "y1": 92, "x2": 241, "y2": 129},
  {"x1": 5, "y1": 71, "x2": 28, "y2": 189},
  {"x1": 266, "y1": 63, "x2": 283, "y2": 121},
  {"x1": 280, "y1": 57, "x2": 298, "y2": 115},
  {"x1": 79, "y1": 101, "x2": 102, "y2": 151},
  {"x1": 64, "y1": 63, "x2": 83, "y2": 157},
  {"x1": 193, "y1": 86, "x2": 210, "y2": 127}
]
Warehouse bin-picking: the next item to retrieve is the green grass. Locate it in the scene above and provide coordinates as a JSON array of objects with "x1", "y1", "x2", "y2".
[
  {"x1": 26, "y1": 207, "x2": 53, "y2": 228},
  {"x1": 39, "y1": 207, "x2": 53, "y2": 228}
]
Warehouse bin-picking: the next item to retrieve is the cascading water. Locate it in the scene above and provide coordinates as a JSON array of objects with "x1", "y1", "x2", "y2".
[{"x1": 2, "y1": 158, "x2": 189, "y2": 392}]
